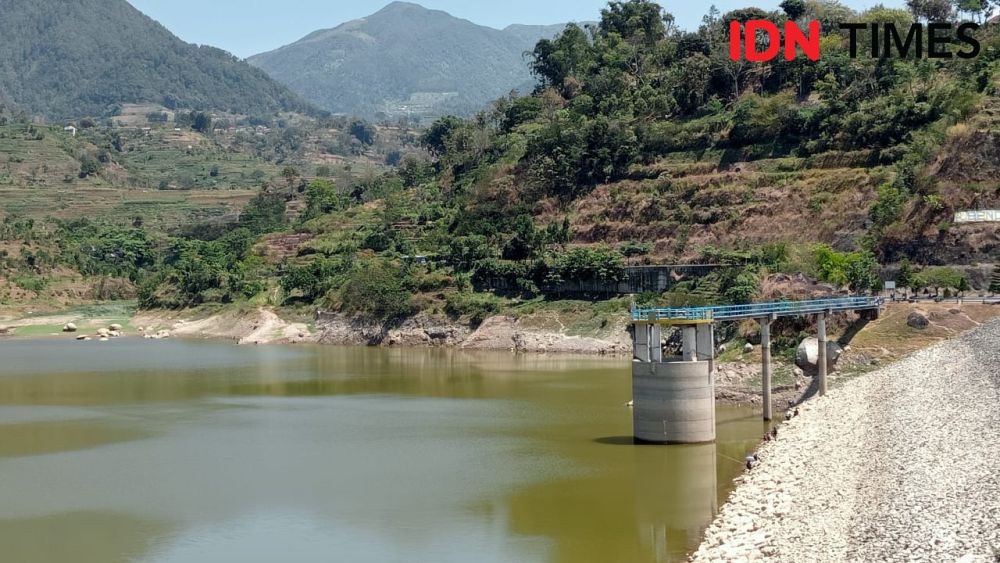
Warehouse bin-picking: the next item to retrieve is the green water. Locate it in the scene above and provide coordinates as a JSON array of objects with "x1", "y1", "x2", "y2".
[{"x1": 0, "y1": 339, "x2": 769, "y2": 563}]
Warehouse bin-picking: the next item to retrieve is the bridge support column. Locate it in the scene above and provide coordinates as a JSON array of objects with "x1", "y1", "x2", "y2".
[
  {"x1": 681, "y1": 326, "x2": 697, "y2": 362},
  {"x1": 696, "y1": 323, "x2": 715, "y2": 374},
  {"x1": 634, "y1": 323, "x2": 650, "y2": 362},
  {"x1": 650, "y1": 324, "x2": 663, "y2": 363},
  {"x1": 759, "y1": 316, "x2": 773, "y2": 421},
  {"x1": 817, "y1": 312, "x2": 828, "y2": 397}
]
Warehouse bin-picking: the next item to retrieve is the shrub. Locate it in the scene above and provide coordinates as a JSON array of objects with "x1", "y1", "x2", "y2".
[
  {"x1": 336, "y1": 259, "x2": 414, "y2": 322},
  {"x1": 445, "y1": 292, "x2": 503, "y2": 326},
  {"x1": 548, "y1": 247, "x2": 625, "y2": 283}
]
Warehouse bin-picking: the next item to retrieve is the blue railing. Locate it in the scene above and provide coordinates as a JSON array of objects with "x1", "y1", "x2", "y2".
[{"x1": 632, "y1": 296, "x2": 884, "y2": 322}]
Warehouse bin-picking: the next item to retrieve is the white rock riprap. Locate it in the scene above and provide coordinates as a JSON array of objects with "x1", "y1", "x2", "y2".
[{"x1": 692, "y1": 319, "x2": 1000, "y2": 562}]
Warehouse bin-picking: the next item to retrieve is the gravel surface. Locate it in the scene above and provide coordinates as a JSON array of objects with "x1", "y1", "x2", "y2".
[{"x1": 692, "y1": 318, "x2": 1000, "y2": 562}]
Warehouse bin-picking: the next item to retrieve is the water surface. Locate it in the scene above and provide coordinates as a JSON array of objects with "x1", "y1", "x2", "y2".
[{"x1": 0, "y1": 339, "x2": 769, "y2": 562}]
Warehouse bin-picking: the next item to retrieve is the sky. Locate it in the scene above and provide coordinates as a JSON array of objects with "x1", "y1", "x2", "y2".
[{"x1": 127, "y1": 0, "x2": 905, "y2": 59}]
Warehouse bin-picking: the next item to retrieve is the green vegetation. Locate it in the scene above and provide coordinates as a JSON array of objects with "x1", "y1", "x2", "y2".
[
  {"x1": 0, "y1": 0, "x2": 314, "y2": 119},
  {"x1": 2, "y1": 0, "x2": 997, "y2": 329},
  {"x1": 813, "y1": 245, "x2": 882, "y2": 293},
  {"x1": 912, "y1": 266, "x2": 965, "y2": 295},
  {"x1": 248, "y1": 2, "x2": 566, "y2": 119}
]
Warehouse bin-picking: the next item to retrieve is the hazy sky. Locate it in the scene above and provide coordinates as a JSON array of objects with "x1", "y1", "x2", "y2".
[{"x1": 127, "y1": 0, "x2": 904, "y2": 59}]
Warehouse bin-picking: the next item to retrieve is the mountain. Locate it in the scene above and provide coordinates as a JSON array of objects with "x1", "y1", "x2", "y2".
[
  {"x1": 0, "y1": 0, "x2": 315, "y2": 119},
  {"x1": 249, "y1": 2, "x2": 576, "y2": 120}
]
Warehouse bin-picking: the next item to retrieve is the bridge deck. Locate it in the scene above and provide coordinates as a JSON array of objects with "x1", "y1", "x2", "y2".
[{"x1": 632, "y1": 297, "x2": 884, "y2": 323}]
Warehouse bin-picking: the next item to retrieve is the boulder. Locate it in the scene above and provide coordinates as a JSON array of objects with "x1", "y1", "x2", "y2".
[
  {"x1": 96, "y1": 328, "x2": 110, "y2": 337},
  {"x1": 63, "y1": 323, "x2": 78, "y2": 333},
  {"x1": 743, "y1": 343, "x2": 754, "y2": 354},
  {"x1": 907, "y1": 311, "x2": 930, "y2": 329},
  {"x1": 75, "y1": 334, "x2": 87, "y2": 341},
  {"x1": 109, "y1": 323, "x2": 123, "y2": 331},
  {"x1": 99, "y1": 337, "x2": 109, "y2": 342},
  {"x1": 108, "y1": 330, "x2": 121, "y2": 338},
  {"x1": 795, "y1": 337, "x2": 844, "y2": 373}
]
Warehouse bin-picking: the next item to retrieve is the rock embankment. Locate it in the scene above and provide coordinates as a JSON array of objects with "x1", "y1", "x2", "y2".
[
  {"x1": 316, "y1": 312, "x2": 631, "y2": 355},
  {"x1": 692, "y1": 319, "x2": 1000, "y2": 562}
]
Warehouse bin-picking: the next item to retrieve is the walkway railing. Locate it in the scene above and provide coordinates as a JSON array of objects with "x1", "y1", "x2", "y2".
[{"x1": 632, "y1": 296, "x2": 884, "y2": 322}]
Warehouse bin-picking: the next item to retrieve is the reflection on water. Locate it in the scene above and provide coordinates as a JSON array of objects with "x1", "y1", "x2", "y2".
[{"x1": 0, "y1": 339, "x2": 768, "y2": 563}]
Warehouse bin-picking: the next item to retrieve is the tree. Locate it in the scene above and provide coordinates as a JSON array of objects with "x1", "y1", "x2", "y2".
[
  {"x1": 239, "y1": 190, "x2": 286, "y2": 234},
  {"x1": 897, "y1": 259, "x2": 914, "y2": 293},
  {"x1": 530, "y1": 23, "x2": 594, "y2": 91},
  {"x1": 78, "y1": 154, "x2": 102, "y2": 178},
  {"x1": 619, "y1": 240, "x2": 652, "y2": 261},
  {"x1": 191, "y1": 112, "x2": 212, "y2": 133},
  {"x1": 906, "y1": 0, "x2": 953, "y2": 21},
  {"x1": 421, "y1": 116, "x2": 463, "y2": 156},
  {"x1": 598, "y1": 0, "x2": 668, "y2": 46},
  {"x1": 281, "y1": 257, "x2": 349, "y2": 302},
  {"x1": 813, "y1": 245, "x2": 850, "y2": 287},
  {"x1": 780, "y1": 0, "x2": 807, "y2": 19},
  {"x1": 957, "y1": 276, "x2": 970, "y2": 296},
  {"x1": 384, "y1": 150, "x2": 402, "y2": 166},
  {"x1": 915, "y1": 266, "x2": 963, "y2": 295},
  {"x1": 548, "y1": 247, "x2": 626, "y2": 284},
  {"x1": 303, "y1": 179, "x2": 341, "y2": 219},
  {"x1": 845, "y1": 251, "x2": 882, "y2": 294},
  {"x1": 349, "y1": 120, "x2": 376, "y2": 146},
  {"x1": 502, "y1": 215, "x2": 541, "y2": 260},
  {"x1": 725, "y1": 272, "x2": 760, "y2": 304},
  {"x1": 338, "y1": 259, "x2": 414, "y2": 322},
  {"x1": 953, "y1": 0, "x2": 988, "y2": 22}
]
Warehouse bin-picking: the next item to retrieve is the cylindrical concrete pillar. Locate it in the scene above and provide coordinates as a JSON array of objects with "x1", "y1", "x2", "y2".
[
  {"x1": 761, "y1": 318, "x2": 772, "y2": 421},
  {"x1": 817, "y1": 313, "x2": 828, "y2": 396},
  {"x1": 633, "y1": 360, "x2": 715, "y2": 444},
  {"x1": 695, "y1": 323, "x2": 715, "y2": 370},
  {"x1": 650, "y1": 324, "x2": 663, "y2": 363},
  {"x1": 681, "y1": 326, "x2": 697, "y2": 362},
  {"x1": 634, "y1": 323, "x2": 650, "y2": 363}
]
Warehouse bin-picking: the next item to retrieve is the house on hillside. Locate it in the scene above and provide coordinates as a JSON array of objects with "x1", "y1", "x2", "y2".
[{"x1": 63, "y1": 125, "x2": 77, "y2": 137}]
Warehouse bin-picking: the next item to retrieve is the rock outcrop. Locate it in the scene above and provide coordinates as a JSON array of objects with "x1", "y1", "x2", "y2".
[
  {"x1": 907, "y1": 310, "x2": 930, "y2": 329},
  {"x1": 794, "y1": 337, "x2": 844, "y2": 372}
]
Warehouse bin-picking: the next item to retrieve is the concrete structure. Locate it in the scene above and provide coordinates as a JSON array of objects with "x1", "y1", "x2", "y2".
[
  {"x1": 954, "y1": 209, "x2": 999, "y2": 223},
  {"x1": 632, "y1": 320, "x2": 716, "y2": 444},
  {"x1": 631, "y1": 297, "x2": 884, "y2": 440}
]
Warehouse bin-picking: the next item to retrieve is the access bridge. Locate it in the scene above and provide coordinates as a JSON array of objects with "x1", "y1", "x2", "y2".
[{"x1": 629, "y1": 297, "x2": 884, "y2": 444}]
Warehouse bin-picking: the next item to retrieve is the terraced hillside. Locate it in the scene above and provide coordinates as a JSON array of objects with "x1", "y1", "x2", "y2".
[{"x1": 0, "y1": 123, "x2": 262, "y2": 230}]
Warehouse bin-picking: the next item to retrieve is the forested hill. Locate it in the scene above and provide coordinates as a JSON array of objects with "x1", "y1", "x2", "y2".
[
  {"x1": 248, "y1": 2, "x2": 577, "y2": 119},
  {"x1": 416, "y1": 0, "x2": 999, "y2": 268},
  {"x1": 0, "y1": 0, "x2": 315, "y2": 119},
  {"x1": 1, "y1": 0, "x2": 997, "y2": 324}
]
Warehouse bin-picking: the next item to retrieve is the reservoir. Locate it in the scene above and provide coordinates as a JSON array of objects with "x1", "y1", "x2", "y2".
[{"x1": 0, "y1": 339, "x2": 768, "y2": 563}]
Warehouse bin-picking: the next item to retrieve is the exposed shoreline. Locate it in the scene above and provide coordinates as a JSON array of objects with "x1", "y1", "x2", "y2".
[
  {"x1": 5, "y1": 302, "x2": 998, "y2": 414},
  {"x1": 690, "y1": 319, "x2": 1000, "y2": 561}
]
